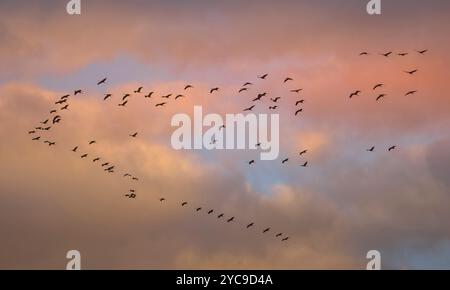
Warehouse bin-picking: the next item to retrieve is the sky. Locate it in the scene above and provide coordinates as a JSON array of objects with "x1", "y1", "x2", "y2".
[{"x1": 0, "y1": 0, "x2": 450, "y2": 269}]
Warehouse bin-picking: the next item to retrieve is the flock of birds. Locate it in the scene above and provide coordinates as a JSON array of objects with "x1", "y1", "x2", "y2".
[
  {"x1": 27, "y1": 74, "x2": 309, "y2": 244},
  {"x1": 27, "y1": 48, "x2": 429, "y2": 244},
  {"x1": 348, "y1": 49, "x2": 428, "y2": 152}
]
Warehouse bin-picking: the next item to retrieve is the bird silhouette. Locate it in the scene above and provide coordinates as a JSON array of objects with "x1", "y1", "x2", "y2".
[
  {"x1": 301, "y1": 162, "x2": 308, "y2": 167},
  {"x1": 196, "y1": 207, "x2": 202, "y2": 212},
  {"x1": 349, "y1": 90, "x2": 361, "y2": 98},
  {"x1": 295, "y1": 109, "x2": 303, "y2": 116},
  {"x1": 282, "y1": 237, "x2": 289, "y2": 242},
  {"x1": 134, "y1": 87, "x2": 143, "y2": 93},
  {"x1": 55, "y1": 99, "x2": 67, "y2": 105},
  {"x1": 253, "y1": 95, "x2": 264, "y2": 102},
  {"x1": 145, "y1": 92, "x2": 154, "y2": 98},
  {"x1": 32, "y1": 136, "x2": 41, "y2": 141},
  {"x1": 373, "y1": 84, "x2": 384, "y2": 90},
  {"x1": 101, "y1": 162, "x2": 109, "y2": 167},
  {"x1": 417, "y1": 49, "x2": 428, "y2": 55},
  {"x1": 60, "y1": 94, "x2": 70, "y2": 100},
  {"x1": 74, "y1": 90, "x2": 82, "y2": 95},
  {"x1": 282, "y1": 158, "x2": 289, "y2": 164},
  {"x1": 269, "y1": 106, "x2": 278, "y2": 110},
  {"x1": 381, "y1": 51, "x2": 392, "y2": 57},
  {"x1": 367, "y1": 146, "x2": 375, "y2": 152},
  {"x1": 239, "y1": 88, "x2": 248, "y2": 93},
  {"x1": 184, "y1": 85, "x2": 193, "y2": 90},
  {"x1": 28, "y1": 130, "x2": 36, "y2": 134},
  {"x1": 175, "y1": 95, "x2": 184, "y2": 100},
  {"x1": 97, "y1": 78, "x2": 107, "y2": 85},
  {"x1": 405, "y1": 69, "x2": 418, "y2": 75},
  {"x1": 376, "y1": 94, "x2": 386, "y2": 101},
  {"x1": 244, "y1": 105, "x2": 255, "y2": 112},
  {"x1": 276, "y1": 233, "x2": 283, "y2": 237},
  {"x1": 253, "y1": 92, "x2": 266, "y2": 101},
  {"x1": 227, "y1": 217, "x2": 235, "y2": 222},
  {"x1": 129, "y1": 132, "x2": 138, "y2": 138},
  {"x1": 44, "y1": 141, "x2": 56, "y2": 146},
  {"x1": 210, "y1": 88, "x2": 219, "y2": 94},
  {"x1": 155, "y1": 102, "x2": 167, "y2": 107},
  {"x1": 243, "y1": 82, "x2": 253, "y2": 87},
  {"x1": 104, "y1": 94, "x2": 112, "y2": 101},
  {"x1": 284, "y1": 77, "x2": 293, "y2": 83},
  {"x1": 218, "y1": 214, "x2": 224, "y2": 218},
  {"x1": 405, "y1": 91, "x2": 417, "y2": 96},
  {"x1": 41, "y1": 119, "x2": 49, "y2": 125},
  {"x1": 160, "y1": 198, "x2": 166, "y2": 202},
  {"x1": 181, "y1": 202, "x2": 188, "y2": 206},
  {"x1": 118, "y1": 100, "x2": 128, "y2": 107},
  {"x1": 291, "y1": 89, "x2": 302, "y2": 93},
  {"x1": 122, "y1": 94, "x2": 130, "y2": 100},
  {"x1": 52, "y1": 116, "x2": 61, "y2": 124},
  {"x1": 398, "y1": 52, "x2": 408, "y2": 56},
  {"x1": 132, "y1": 177, "x2": 139, "y2": 181},
  {"x1": 93, "y1": 157, "x2": 100, "y2": 162},
  {"x1": 299, "y1": 150, "x2": 308, "y2": 155},
  {"x1": 207, "y1": 209, "x2": 214, "y2": 214},
  {"x1": 161, "y1": 94, "x2": 172, "y2": 99},
  {"x1": 359, "y1": 52, "x2": 369, "y2": 56},
  {"x1": 61, "y1": 104, "x2": 69, "y2": 110},
  {"x1": 388, "y1": 146, "x2": 397, "y2": 151},
  {"x1": 249, "y1": 160, "x2": 255, "y2": 165},
  {"x1": 50, "y1": 109, "x2": 57, "y2": 114},
  {"x1": 89, "y1": 140, "x2": 96, "y2": 145},
  {"x1": 72, "y1": 146, "x2": 78, "y2": 152},
  {"x1": 271, "y1": 97, "x2": 281, "y2": 103},
  {"x1": 295, "y1": 100, "x2": 304, "y2": 106},
  {"x1": 259, "y1": 74, "x2": 268, "y2": 80},
  {"x1": 81, "y1": 154, "x2": 88, "y2": 158},
  {"x1": 246, "y1": 223, "x2": 254, "y2": 228},
  {"x1": 125, "y1": 193, "x2": 136, "y2": 199},
  {"x1": 263, "y1": 227, "x2": 271, "y2": 233}
]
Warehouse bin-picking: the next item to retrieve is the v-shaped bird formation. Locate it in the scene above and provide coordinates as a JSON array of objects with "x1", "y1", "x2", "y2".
[
  {"x1": 26, "y1": 74, "x2": 310, "y2": 244},
  {"x1": 26, "y1": 48, "x2": 428, "y2": 245}
]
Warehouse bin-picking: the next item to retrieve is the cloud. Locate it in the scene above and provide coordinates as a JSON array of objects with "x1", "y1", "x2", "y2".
[
  {"x1": 1, "y1": 81, "x2": 450, "y2": 269},
  {"x1": 1, "y1": 0, "x2": 449, "y2": 78},
  {"x1": 426, "y1": 138, "x2": 450, "y2": 189},
  {"x1": 1, "y1": 0, "x2": 450, "y2": 269}
]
